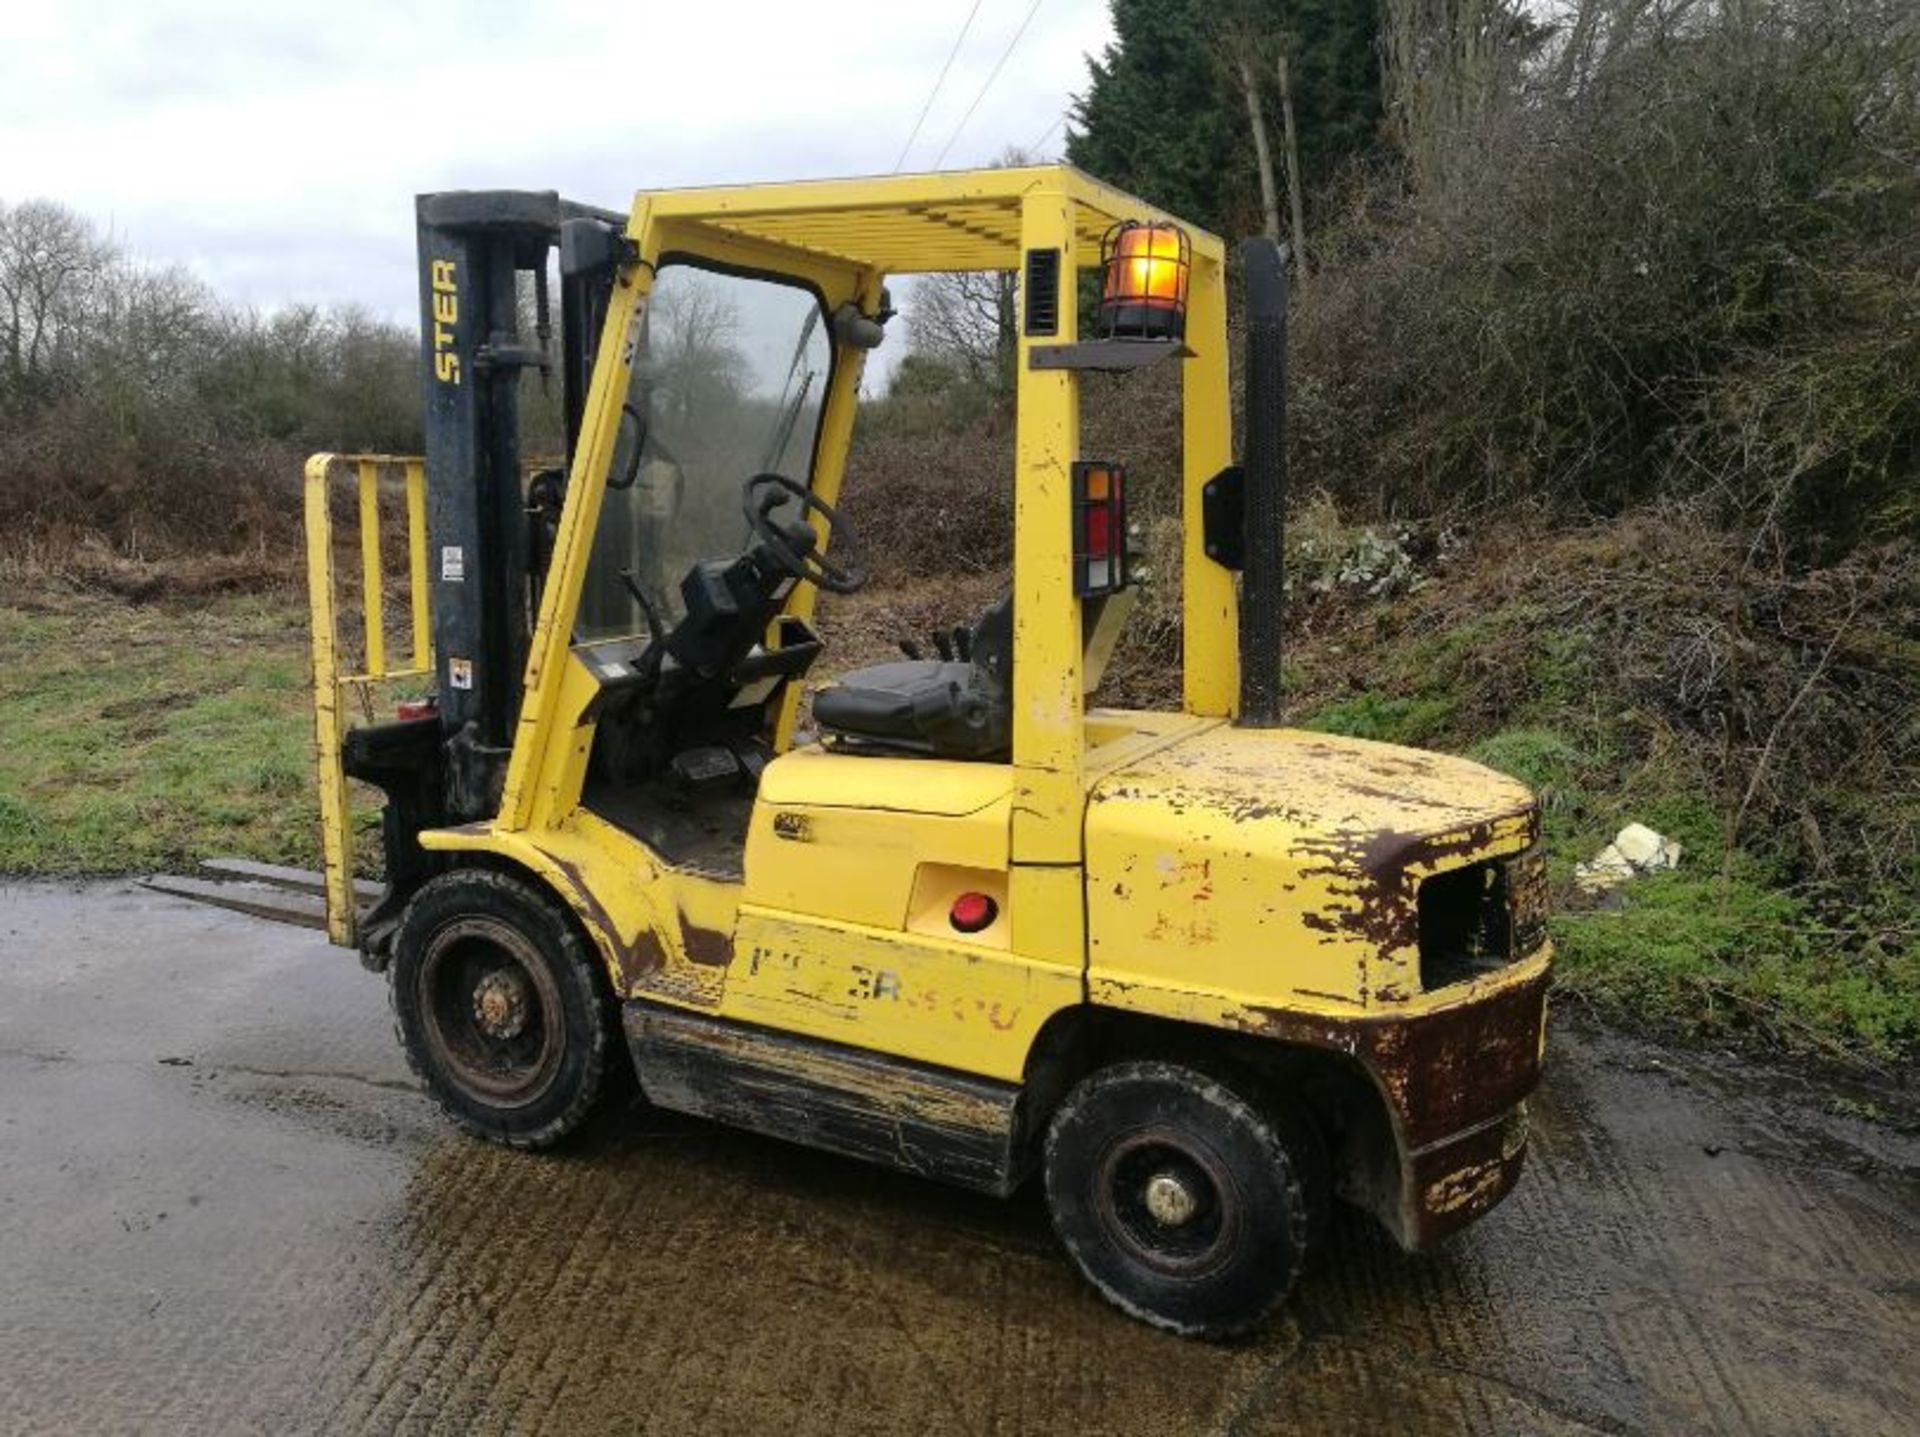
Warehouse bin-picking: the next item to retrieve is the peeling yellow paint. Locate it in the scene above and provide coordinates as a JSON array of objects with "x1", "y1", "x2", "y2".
[
  {"x1": 1087, "y1": 724, "x2": 1537, "y2": 1016},
  {"x1": 1426, "y1": 1160, "x2": 1507, "y2": 1215}
]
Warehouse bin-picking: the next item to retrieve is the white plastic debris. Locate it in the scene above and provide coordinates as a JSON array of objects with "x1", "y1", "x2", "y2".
[{"x1": 1575, "y1": 823, "x2": 1683, "y2": 891}]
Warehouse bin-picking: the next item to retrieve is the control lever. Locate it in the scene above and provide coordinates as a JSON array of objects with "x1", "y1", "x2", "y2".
[{"x1": 618, "y1": 569, "x2": 667, "y2": 683}]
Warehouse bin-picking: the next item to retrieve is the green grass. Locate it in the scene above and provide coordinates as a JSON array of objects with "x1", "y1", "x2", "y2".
[
  {"x1": 1302, "y1": 691, "x2": 1457, "y2": 745},
  {"x1": 1552, "y1": 869, "x2": 1919, "y2": 1066},
  {"x1": 0, "y1": 588, "x2": 323, "y2": 873},
  {"x1": 1459, "y1": 715, "x2": 1917, "y2": 1065},
  {"x1": 1468, "y1": 713, "x2": 1917, "y2": 1065}
]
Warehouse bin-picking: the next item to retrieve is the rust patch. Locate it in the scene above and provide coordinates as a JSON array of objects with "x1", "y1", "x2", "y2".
[
  {"x1": 1094, "y1": 729, "x2": 1541, "y2": 969},
  {"x1": 629, "y1": 926, "x2": 669, "y2": 976},
  {"x1": 678, "y1": 913, "x2": 733, "y2": 968},
  {"x1": 1251, "y1": 964, "x2": 1551, "y2": 1144},
  {"x1": 1248, "y1": 967, "x2": 1549, "y2": 1246},
  {"x1": 1255, "y1": 967, "x2": 1548, "y2": 1148},
  {"x1": 643, "y1": 964, "x2": 719, "y2": 1005},
  {"x1": 1405, "y1": 1105, "x2": 1531, "y2": 1247},
  {"x1": 550, "y1": 853, "x2": 660, "y2": 985},
  {"x1": 1287, "y1": 804, "x2": 1540, "y2": 960},
  {"x1": 549, "y1": 855, "x2": 631, "y2": 973},
  {"x1": 1425, "y1": 1158, "x2": 1504, "y2": 1214},
  {"x1": 1507, "y1": 845, "x2": 1551, "y2": 956}
]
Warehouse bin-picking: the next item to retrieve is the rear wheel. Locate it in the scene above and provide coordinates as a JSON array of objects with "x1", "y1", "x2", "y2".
[
  {"x1": 390, "y1": 869, "x2": 615, "y2": 1148},
  {"x1": 1043, "y1": 1061, "x2": 1323, "y2": 1338}
]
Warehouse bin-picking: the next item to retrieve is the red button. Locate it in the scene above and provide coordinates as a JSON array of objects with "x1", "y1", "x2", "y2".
[{"x1": 950, "y1": 892, "x2": 998, "y2": 933}]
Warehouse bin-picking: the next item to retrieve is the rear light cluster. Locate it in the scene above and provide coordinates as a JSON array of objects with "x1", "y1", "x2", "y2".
[
  {"x1": 1416, "y1": 849, "x2": 1548, "y2": 991},
  {"x1": 1072, "y1": 461, "x2": 1128, "y2": 597}
]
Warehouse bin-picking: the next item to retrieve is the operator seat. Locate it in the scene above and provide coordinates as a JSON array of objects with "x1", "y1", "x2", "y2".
[{"x1": 813, "y1": 597, "x2": 1013, "y2": 759}]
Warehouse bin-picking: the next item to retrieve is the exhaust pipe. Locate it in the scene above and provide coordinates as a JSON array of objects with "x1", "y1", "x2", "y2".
[{"x1": 1237, "y1": 237, "x2": 1289, "y2": 728}]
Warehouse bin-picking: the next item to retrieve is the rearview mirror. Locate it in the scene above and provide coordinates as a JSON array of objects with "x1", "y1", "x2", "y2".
[{"x1": 831, "y1": 300, "x2": 888, "y2": 351}]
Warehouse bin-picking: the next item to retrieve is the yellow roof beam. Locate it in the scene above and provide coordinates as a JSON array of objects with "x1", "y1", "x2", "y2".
[{"x1": 632, "y1": 164, "x2": 1226, "y2": 276}]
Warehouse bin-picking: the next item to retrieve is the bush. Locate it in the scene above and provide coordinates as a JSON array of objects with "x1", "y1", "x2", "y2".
[
  {"x1": 0, "y1": 392, "x2": 304, "y2": 561},
  {"x1": 1292, "y1": 0, "x2": 1919, "y2": 551},
  {"x1": 838, "y1": 381, "x2": 1015, "y2": 586},
  {"x1": 0, "y1": 200, "x2": 421, "y2": 567}
]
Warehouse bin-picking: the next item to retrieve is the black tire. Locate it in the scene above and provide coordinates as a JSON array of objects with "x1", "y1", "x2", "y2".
[
  {"x1": 1043, "y1": 1061, "x2": 1323, "y2": 1338},
  {"x1": 390, "y1": 868, "x2": 616, "y2": 1149}
]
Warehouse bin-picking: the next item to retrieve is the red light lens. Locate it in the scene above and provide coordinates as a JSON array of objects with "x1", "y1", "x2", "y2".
[
  {"x1": 950, "y1": 892, "x2": 998, "y2": 934},
  {"x1": 396, "y1": 697, "x2": 438, "y2": 720},
  {"x1": 1085, "y1": 505, "x2": 1112, "y2": 560}
]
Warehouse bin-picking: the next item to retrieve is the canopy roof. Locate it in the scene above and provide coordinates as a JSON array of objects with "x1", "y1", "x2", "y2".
[{"x1": 633, "y1": 164, "x2": 1224, "y2": 276}]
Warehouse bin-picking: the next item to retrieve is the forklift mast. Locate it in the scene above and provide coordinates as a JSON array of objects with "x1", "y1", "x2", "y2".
[{"x1": 412, "y1": 190, "x2": 623, "y2": 818}]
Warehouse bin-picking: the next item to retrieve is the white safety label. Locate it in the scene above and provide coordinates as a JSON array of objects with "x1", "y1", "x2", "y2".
[
  {"x1": 448, "y1": 657, "x2": 473, "y2": 690},
  {"x1": 441, "y1": 545, "x2": 465, "y2": 581}
]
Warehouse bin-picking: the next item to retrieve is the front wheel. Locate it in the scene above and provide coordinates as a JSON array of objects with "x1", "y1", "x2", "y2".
[
  {"x1": 390, "y1": 869, "x2": 617, "y2": 1148},
  {"x1": 1043, "y1": 1061, "x2": 1324, "y2": 1338}
]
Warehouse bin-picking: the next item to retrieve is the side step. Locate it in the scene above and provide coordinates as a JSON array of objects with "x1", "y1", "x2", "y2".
[
  {"x1": 624, "y1": 1002, "x2": 1030, "y2": 1197},
  {"x1": 139, "y1": 859, "x2": 380, "y2": 931}
]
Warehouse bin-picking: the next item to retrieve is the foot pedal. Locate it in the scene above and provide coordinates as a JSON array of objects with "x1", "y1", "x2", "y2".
[{"x1": 670, "y1": 745, "x2": 744, "y2": 792}]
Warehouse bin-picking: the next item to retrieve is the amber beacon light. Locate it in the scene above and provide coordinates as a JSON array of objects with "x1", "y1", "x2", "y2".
[{"x1": 1094, "y1": 220, "x2": 1191, "y2": 341}]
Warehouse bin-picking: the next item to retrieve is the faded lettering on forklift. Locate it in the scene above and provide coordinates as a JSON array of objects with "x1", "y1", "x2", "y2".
[
  {"x1": 431, "y1": 259, "x2": 459, "y2": 385},
  {"x1": 304, "y1": 171, "x2": 1552, "y2": 1341}
]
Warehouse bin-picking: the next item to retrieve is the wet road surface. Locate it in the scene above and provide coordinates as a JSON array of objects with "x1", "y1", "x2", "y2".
[{"x1": 0, "y1": 880, "x2": 1914, "y2": 1435}]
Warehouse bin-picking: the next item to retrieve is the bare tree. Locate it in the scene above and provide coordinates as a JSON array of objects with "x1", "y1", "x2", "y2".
[
  {"x1": 1382, "y1": 0, "x2": 1534, "y2": 185},
  {"x1": 1275, "y1": 49, "x2": 1310, "y2": 279},
  {"x1": 643, "y1": 270, "x2": 748, "y2": 427},
  {"x1": 1236, "y1": 48, "x2": 1284, "y2": 242},
  {"x1": 91, "y1": 262, "x2": 214, "y2": 405},
  {"x1": 906, "y1": 267, "x2": 1018, "y2": 393},
  {"x1": 1210, "y1": 7, "x2": 1309, "y2": 280},
  {"x1": 0, "y1": 199, "x2": 115, "y2": 403}
]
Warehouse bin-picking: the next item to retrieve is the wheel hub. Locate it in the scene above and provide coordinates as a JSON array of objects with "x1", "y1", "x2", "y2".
[
  {"x1": 472, "y1": 968, "x2": 530, "y2": 1040},
  {"x1": 1143, "y1": 1169, "x2": 1202, "y2": 1227}
]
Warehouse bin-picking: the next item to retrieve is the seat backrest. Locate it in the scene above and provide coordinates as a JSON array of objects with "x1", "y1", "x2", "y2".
[{"x1": 971, "y1": 596, "x2": 1014, "y2": 695}]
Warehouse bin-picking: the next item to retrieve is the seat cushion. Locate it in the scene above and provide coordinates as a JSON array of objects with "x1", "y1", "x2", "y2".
[
  {"x1": 813, "y1": 660, "x2": 971, "y2": 739},
  {"x1": 813, "y1": 660, "x2": 1007, "y2": 758}
]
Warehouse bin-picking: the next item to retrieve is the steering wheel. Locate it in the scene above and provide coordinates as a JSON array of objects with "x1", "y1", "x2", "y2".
[{"x1": 742, "y1": 472, "x2": 868, "y2": 596}]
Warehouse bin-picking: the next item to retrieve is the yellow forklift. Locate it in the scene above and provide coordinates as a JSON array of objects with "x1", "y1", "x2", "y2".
[{"x1": 302, "y1": 166, "x2": 1550, "y2": 1336}]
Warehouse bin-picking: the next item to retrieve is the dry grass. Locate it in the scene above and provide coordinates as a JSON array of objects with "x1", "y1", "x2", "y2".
[{"x1": 1, "y1": 537, "x2": 300, "y2": 602}]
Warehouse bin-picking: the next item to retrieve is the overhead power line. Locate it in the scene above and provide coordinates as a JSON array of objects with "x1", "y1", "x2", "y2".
[
  {"x1": 1029, "y1": 109, "x2": 1067, "y2": 157},
  {"x1": 931, "y1": 0, "x2": 1047, "y2": 169},
  {"x1": 893, "y1": 0, "x2": 987, "y2": 172}
]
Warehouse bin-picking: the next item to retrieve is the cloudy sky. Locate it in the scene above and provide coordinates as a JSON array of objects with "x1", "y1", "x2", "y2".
[{"x1": 0, "y1": 0, "x2": 1114, "y2": 322}]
